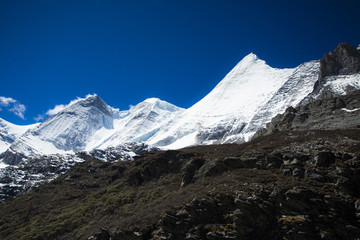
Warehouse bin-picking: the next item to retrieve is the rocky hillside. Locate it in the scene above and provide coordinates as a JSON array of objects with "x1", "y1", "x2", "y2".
[
  {"x1": 0, "y1": 128, "x2": 360, "y2": 240},
  {"x1": 0, "y1": 142, "x2": 157, "y2": 201},
  {"x1": 254, "y1": 90, "x2": 360, "y2": 137}
]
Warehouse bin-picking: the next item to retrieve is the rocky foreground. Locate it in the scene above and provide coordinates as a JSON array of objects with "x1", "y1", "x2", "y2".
[{"x1": 0, "y1": 126, "x2": 359, "y2": 239}]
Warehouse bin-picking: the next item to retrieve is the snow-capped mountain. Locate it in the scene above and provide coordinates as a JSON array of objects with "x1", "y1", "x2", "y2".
[
  {"x1": 1, "y1": 43, "x2": 360, "y2": 201},
  {"x1": 309, "y1": 73, "x2": 360, "y2": 99},
  {"x1": 238, "y1": 60, "x2": 320, "y2": 141},
  {"x1": 147, "y1": 53, "x2": 320, "y2": 148},
  {"x1": 96, "y1": 98, "x2": 184, "y2": 150},
  {"x1": 2, "y1": 95, "x2": 183, "y2": 164},
  {"x1": 148, "y1": 43, "x2": 360, "y2": 149},
  {"x1": 8, "y1": 94, "x2": 116, "y2": 157},
  {"x1": 302, "y1": 43, "x2": 360, "y2": 103},
  {"x1": 1, "y1": 43, "x2": 359, "y2": 163},
  {"x1": 0, "y1": 118, "x2": 38, "y2": 154}
]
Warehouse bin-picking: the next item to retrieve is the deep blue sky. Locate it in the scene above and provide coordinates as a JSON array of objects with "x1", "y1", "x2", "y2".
[{"x1": 0, "y1": 0, "x2": 359, "y2": 124}]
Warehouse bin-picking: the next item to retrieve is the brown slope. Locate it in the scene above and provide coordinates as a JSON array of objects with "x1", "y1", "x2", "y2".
[{"x1": 0, "y1": 128, "x2": 359, "y2": 239}]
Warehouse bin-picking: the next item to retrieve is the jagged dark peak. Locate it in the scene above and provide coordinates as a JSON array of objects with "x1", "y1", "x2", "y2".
[
  {"x1": 78, "y1": 94, "x2": 104, "y2": 107},
  {"x1": 311, "y1": 43, "x2": 360, "y2": 94},
  {"x1": 254, "y1": 90, "x2": 360, "y2": 138},
  {"x1": 67, "y1": 94, "x2": 112, "y2": 115},
  {"x1": 319, "y1": 43, "x2": 360, "y2": 80}
]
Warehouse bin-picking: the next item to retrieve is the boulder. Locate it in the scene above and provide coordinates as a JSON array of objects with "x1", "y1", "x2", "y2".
[
  {"x1": 313, "y1": 152, "x2": 335, "y2": 167},
  {"x1": 181, "y1": 158, "x2": 205, "y2": 186},
  {"x1": 317, "y1": 43, "x2": 360, "y2": 83}
]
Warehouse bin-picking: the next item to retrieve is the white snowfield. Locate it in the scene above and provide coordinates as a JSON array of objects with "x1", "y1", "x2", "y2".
[
  {"x1": 323, "y1": 73, "x2": 360, "y2": 95},
  {"x1": 0, "y1": 118, "x2": 39, "y2": 154},
  {"x1": 95, "y1": 98, "x2": 184, "y2": 150},
  {"x1": 147, "y1": 54, "x2": 320, "y2": 148},
  {"x1": 3, "y1": 94, "x2": 183, "y2": 158},
  {"x1": 341, "y1": 108, "x2": 360, "y2": 113},
  {"x1": 1, "y1": 53, "x2": 360, "y2": 160}
]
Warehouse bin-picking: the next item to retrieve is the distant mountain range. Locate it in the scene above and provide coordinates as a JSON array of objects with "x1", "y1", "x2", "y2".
[
  {"x1": 0, "y1": 43, "x2": 359, "y2": 200},
  {"x1": 1, "y1": 95, "x2": 183, "y2": 164},
  {"x1": 2, "y1": 44, "x2": 359, "y2": 162}
]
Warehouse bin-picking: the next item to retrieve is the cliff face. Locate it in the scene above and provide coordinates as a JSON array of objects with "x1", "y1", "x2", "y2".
[
  {"x1": 314, "y1": 43, "x2": 360, "y2": 92},
  {"x1": 318, "y1": 43, "x2": 360, "y2": 80},
  {"x1": 254, "y1": 90, "x2": 360, "y2": 137},
  {"x1": 255, "y1": 43, "x2": 360, "y2": 137}
]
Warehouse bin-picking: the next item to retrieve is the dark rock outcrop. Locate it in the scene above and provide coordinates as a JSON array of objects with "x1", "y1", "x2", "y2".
[
  {"x1": 180, "y1": 158, "x2": 205, "y2": 186},
  {"x1": 296, "y1": 43, "x2": 360, "y2": 106},
  {"x1": 319, "y1": 43, "x2": 360, "y2": 77},
  {"x1": 255, "y1": 90, "x2": 360, "y2": 136},
  {"x1": 314, "y1": 43, "x2": 360, "y2": 91},
  {"x1": 1, "y1": 149, "x2": 26, "y2": 165},
  {"x1": 257, "y1": 43, "x2": 360, "y2": 138}
]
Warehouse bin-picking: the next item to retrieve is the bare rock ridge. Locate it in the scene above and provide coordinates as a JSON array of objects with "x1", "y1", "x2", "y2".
[
  {"x1": 319, "y1": 43, "x2": 360, "y2": 79},
  {"x1": 254, "y1": 90, "x2": 360, "y2": 137},
  {"x1": 256, "y1": 43, "x2": 360, "y2": 137},
  {"x1": 314, "y1": 42, "x2": 360, "y2": 94}
]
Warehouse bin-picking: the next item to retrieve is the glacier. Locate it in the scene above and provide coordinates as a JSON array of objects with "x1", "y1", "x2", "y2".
[
  {"x1": 1, "y1": 45, "x2": 360, "y2": 200},
  {"x1": 1, "y1": 50, "x2": 360, "y2": 162},
  {"x1": 0, "y1": 118, "x2": 39, "y2": 155},
  {"x1": 147, "y1": 53, "x2": 320, "y2": 148},
  {"x1": 1, "y1": 94, "x2": 183, "y2": 164}
]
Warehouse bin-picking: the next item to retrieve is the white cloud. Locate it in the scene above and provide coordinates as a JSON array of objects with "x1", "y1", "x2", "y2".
[
  {"x1": 9, "y1": 104, "x2": 26, "y2": 119},
  {"x1": 0, "y1": 96, "x2": 16, "y2": 106},
  {"x1": 45, "y1": 94, "x2": 97, "y2": 116},
  {"x1": 34, "y1": 101, "x2": 71, "y2": 121},
  {"x1": 45, "y1": 104, "x2": 67, "y2": 116},
  {"x1": 0, "y1": 96, "x2": 26, "y2": 119},
  {"x1": 44, "y1": 97, "x2": 85, "y2": 116},
  {"x1": 34, "y1": 94, "x2": 96, "y2": 122},
  {"x1": 34, "y1": 114, "x2": 45, "y2": 122}
]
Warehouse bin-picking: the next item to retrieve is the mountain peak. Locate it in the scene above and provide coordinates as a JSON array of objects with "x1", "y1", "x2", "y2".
[
  {"x1": 85, "y1": 93, "x2": 99, "y2": 98},
  {"x1": 243, "y1": 52, "x2": 259, "y2": 61},
  {"x1": 143, "y1": 97, "x2": 162, "y2": 104},
  {"x1": 69, "y1": 94, "x2": 110, "y2": 114},
  {"x1": 83, "y1": 93, "x2": 102, "y2": 103},
  {"x1": 313, "y1": 43, "x2": 360, "y2": 93},
  {"x1": 137, "y1": 98, "x2": 184, "y2": 113},
  {"x1": 226, "y1": 53, "x2": 265, "y2": 76}
]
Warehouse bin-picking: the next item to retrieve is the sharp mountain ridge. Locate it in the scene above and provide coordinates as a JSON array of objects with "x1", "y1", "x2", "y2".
[
  {"x1": 0, "y1": 43, "x2": 359, "y2": 201},
  {"x1": 0, "y1": 43, "x2": 360, "y2": 240}
]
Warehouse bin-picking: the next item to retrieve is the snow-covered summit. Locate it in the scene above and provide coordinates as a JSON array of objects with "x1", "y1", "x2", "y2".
[
  {"x1": 96, "y1": 98, "x2": 184, "y2": 149},
  {"x1": 3, "y1": 45, "x2": 359, "y2": 162},
  {"x1": 140, "y1": 98, "x2": 181, "y2": 113},
  {"x1": 189, "y1": 53, "x2": 293, "y2": 119},
  {"x1": 0, "y1": 118, "x2": 38, "y2": 154},
  {"x1": 147, "y1": 54, "x2": 320, "y2": 149},
  {"x1": 2, "y1": 95, "x2": 183, "y2": 164},
  {"x1": 226, "y1": 52, "x2": 260, "y2": 74}
]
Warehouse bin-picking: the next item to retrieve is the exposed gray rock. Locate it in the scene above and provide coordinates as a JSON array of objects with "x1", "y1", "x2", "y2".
[
  {"x1": 181, "y1": 158, "x2": 205, "y2": 186},
  {"x1": 314, "y1": 152, "x2": 335, "y2": 167},
  {"x1": 316, "y1": 43, "x2": 360, "y2": 87},
  {"x1": 255, "y1": 90, "x2": 360, "y2": 137},
  {"x1": 304, "y1": 170, "x2": 324, "y2": 182}
]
